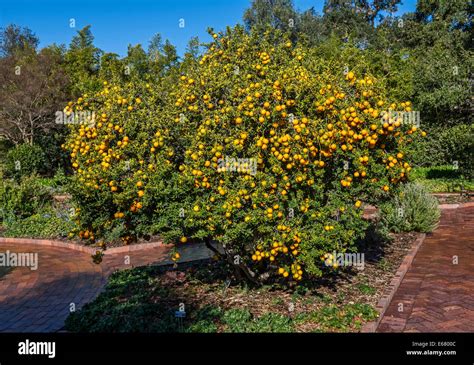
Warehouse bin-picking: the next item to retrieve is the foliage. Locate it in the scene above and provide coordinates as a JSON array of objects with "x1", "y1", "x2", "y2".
[
  {"x1": 35, "y1": 130, "x2": 71, "y2": 176},
  {"x1": 63, "y1": 26, "x2": 423, "y2": 283},
  {"x1": 410, "y1": 165, "x2": 474, "y2": 193},
  {"x1": 405, "y1": 124, "x2": 474, "y2": 172},
  {"x1": 379, "y1": 182, "x2": 440, "y2": 233},
  {"x1": 407, "y1": 124, "x2": 473, "y2": 182},
  {"x1": 294, "y1": 302, "x2": 378, "y2": 332},
  {"x1": 223, "y1": 309, "x2": 293, "y2": 332},
  {"x1": 376, "y1": 0, "x2": 473, "y2": 127},
  {"x1": 0, "y1": 24, "x2": 39, "y2": 57},
  {"x1": 64, "y1": 25, "x2": 102, "y2": 96},
  {"x1": 0, "y1": 175, "x2": 52, "y2": 222},
  {"x1": 2, "y1": 208, "x2": 75, "y2": 239},
  {"x1": 244, "y1": 0, "x2": 400, "y2": 46},
  {"x1": 244, "y1": 0, "x2": 298, "y2": 36},
  {"x1": 5, "y1": 143, "x2": 46, "y2": 179},
  {"x1": 439, "y1": 124, "x2": 473, "y2": 178},
  {"x1": 49, "y1": 168, "x2": 70, "y2": 190},
  {"x1": 404, "y1": 126, "x2": 447, "y2": 167},
  {"x1": 358, "y1": 283, "x2": 376, "y2": 295},
  {"x1": 0, "y1": 46, "x2": 70, "y2": 146}
]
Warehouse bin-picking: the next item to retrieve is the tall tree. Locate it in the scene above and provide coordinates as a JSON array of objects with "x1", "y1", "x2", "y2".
[
  {"x1": 0, "y1": 24, "x2": 39, "y2": 57},
  {"x1": 185, "y1": 36, "x2": 200, "y2": 59},
  {"x1": 322, "y1": 0, "x2": 400, "y2": 43},
  {"x1": 162, "y1": 40, "x2": 178, "y2": 69},
  {"x1": 148, "y1": 33, "x2": 163, "y2": 61},
  {"x1": 147, "y1": 34, "x2": 179, "y2": 76},
  {"x1": 124, "y1": 44, "x2": 149, "y2": 77},
  {"x1": 324, "y1": 0, "x2": 400, "y2": 26},
  {"x1": 244, "y1": 0, "x2": 298, "y2": 35},
  {"x1": 99, "y1": 52, "x2": 123, "y2": 82},
  {"x1": 65, "y1": 25, "x2": 102, "y2": 95},
  {"x1": 0, "y1": 47, "x2": 69, "y2": 145},
  {"x1": 298, "y1": 8, "x2": 325, "y2": 45}
]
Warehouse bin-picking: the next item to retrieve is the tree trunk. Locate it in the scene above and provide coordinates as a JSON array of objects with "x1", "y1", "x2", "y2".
[{"x1": 205, "y1": 238, "x2": 260, "y2": 286}]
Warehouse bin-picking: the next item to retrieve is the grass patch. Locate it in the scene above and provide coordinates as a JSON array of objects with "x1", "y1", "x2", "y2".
[
  {"x1": 410, "y1": 165, "x2": 474, "y2": 193},
  {"x1": 222, "y1": 308, "x2": 294, "y2": 333},
  {"x1": 294, "y1": 303, "x2": 378, "y2": 332}
]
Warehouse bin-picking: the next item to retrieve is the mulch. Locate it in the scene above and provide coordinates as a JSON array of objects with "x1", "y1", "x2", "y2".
[{"x1": 136, "y1": 231, "x2": 419, "y2": 332}]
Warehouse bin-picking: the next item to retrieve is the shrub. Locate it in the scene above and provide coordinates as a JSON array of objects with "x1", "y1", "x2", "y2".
[
  {"x1": 51, "y1": 168, "x2": 69, "y2": 188},
  {"x1": 33, "y1": 169, "x2": 69, "y2": 193},
  {"x1": 410, "y1": 165, "x2": 474, "y2": 193},
  {"x1": 379, "y1": 182, "x2": 440, "y2": 233},
  {"x1": 0, "y1": 175, "x2": 52, "y2": 222},
  {"x1": 35, "y1": 130, "x2": 71, "y2": 177},
  {"x1": 5, "y1": 143, "x2": 46, "y2": 179},
  {"x1": 0, "y1": 140, "x2": 13, "y2": 176},
  {"x1": 64, "y1": 26, "x2": 424, "y2": 283},
  {"x1": 406, "y1": 124, "x2": 474, "y2": 177},
  {"x1": 440, "y1": 124, "x2": 473, "y2": 178},
  {"x1": 2, "y1": 208, "x2": 75, "y2": 239},
  {"x1": 404, "y1": 127, "x2": 446, "y2": 167}
]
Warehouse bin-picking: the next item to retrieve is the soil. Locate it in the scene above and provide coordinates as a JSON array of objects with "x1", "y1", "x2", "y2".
[{"x1": 141, "y1": 231, "x2": 419, "y2": 332}]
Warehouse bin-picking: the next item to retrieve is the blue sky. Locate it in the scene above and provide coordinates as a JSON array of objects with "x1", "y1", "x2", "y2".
[{"x1": 0, "y1": 0, "x2": 417, "y2": 57}]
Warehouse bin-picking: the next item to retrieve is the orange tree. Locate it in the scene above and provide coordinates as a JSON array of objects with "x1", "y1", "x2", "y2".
[{"x1": 64, "y1": 26, "x2": 423, "y2": 284}]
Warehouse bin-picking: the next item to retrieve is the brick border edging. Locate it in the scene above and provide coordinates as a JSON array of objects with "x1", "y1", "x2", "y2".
[
  {"x1": 360, "y1": 233, "x2": 426, "y2": 333},
  {"x1": 0, "y1": 237, "x2": 97, "y2": 254},
  {"x1": 439, "y1": 201, "x2": 474, "y2": 209},
  {"x1": 0, "y1": 237, "x2": 166, "y2": 256}
]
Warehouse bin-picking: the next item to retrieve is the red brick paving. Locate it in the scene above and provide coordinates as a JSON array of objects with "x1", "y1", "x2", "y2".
[
  {"x1": 377, "y1": 203, "x2": 474, "y2": 332},
  {"x1": 0, "y1": 242, "x2": 213, "y2": 332}
]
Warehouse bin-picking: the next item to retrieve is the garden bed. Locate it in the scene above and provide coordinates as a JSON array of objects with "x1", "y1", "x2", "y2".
[{"x1": 65, "y1": 230, "x2": 418, "y2": 333}]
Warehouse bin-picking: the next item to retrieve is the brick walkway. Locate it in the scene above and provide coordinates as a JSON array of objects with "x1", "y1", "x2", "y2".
[
  {"x1": 0, "y1": 242, "x2": 213, "y2": 332},
  {"x1": 377, "y1": 203, "x2": 474, "y2": 332}
]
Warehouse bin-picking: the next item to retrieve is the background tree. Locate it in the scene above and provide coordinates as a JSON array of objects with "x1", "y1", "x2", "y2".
[
  {"x1": 0, "y1": 24, "x2": 39, "y2": 57},
  {"x1": 185, "y1": 36, "x2": 201, "y2": 59},
  {"x1": 0, "y1": 46, "x2": 69, "y2": 146},
  {"x1": 298, "y1": 8, "x2": 326, "y2": 45},
  {"x1": 65, "y1": 25, "x2": 102, "y2": 96},
  {"x1": 124, "y1": 44, "x2": 149, "y2": 78},
  {"x1": 322, "y1": 0, "x2": 401, "y2": 43},
  {"x1": 98, "y1": 52, "x2": 124, "y2": 82},
  {"x1": 148, "y1": 34, "x2": 179, "y2": 76},
  {"x1": 244, "y1": 0, "x2": 299, "y2": 40}
]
